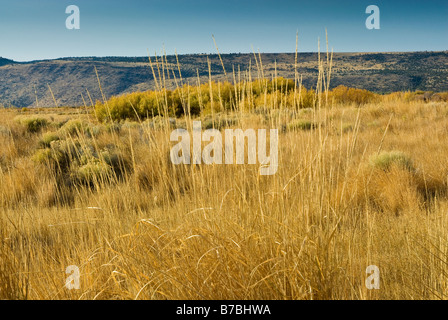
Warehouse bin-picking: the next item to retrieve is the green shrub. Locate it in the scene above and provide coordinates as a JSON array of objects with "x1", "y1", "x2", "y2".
[
  {"x1": 287, "y1": 119, "x2": 316, "y2": 131},
  {"x1": 341, "y1": 123, "x2": 354, "y2": 133},
  {"x1": 122, "y1": 121, "x2": 142, "y2": 130},
  {"x1": 32, "y1": 139, "x2": 82, "y2": 171},
  {"x1": 59, "y1": 119, "x2": 87, "y2": 136},
  {"x1": 88, "y1": 125, "x2": 103, "y2": 138},
  {"x1": 18, "y1": 117, "x2": 48, "y2": 133},
  {"x1": 105, "y1": 122, "x2": 122, "y2": 133},
  {"x1": 32, "y1": 148, "x2": 53, "y2": 164},
  {"x1": 39, "y1": 132, "x2": 60, "y2": 148},
  {"x1": 75, "y1": 160, "x2": 113, "y2": 185},
  {"x1": 369, "y1": 151, "x2": 414, "y2": 172},
  {"x1": 56, "y1": 119, "x2": 102, "y2": 138}
]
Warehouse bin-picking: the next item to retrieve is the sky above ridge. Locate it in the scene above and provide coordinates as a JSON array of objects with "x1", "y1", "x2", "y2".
[{"x1": 0, "y1": 0, "x2": 447, "y2": 61}]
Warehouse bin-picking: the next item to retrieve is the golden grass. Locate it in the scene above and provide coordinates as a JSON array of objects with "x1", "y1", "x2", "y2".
[{"x1": 1, "y1": 96, "x2": 448, "y2": 300}]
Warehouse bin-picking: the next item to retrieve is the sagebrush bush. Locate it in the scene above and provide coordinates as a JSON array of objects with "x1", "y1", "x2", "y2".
[
  {"x1": 39, "y1": 132, "x2": 60, "y2": 148},
  {"x1": 75, "y1": 160, "x2": 113, "y2": 186},
  {"x1": 369, "y1": 151, "x2": 414, "y2": 172},
  {"x1": 32, "y1": 139, "x2": 80, "y2": 171},
  {"x1": 17, "y1": 117, "x2": 48, "y2": 133},
  {"x1": 287, "y1": 119, "x2": 316, "y2": 131},
  {"x1": 59, "y1": 119, "x2": 91, "y2": 137},
  {"x1": 341, "y1": 123, "x2": 354, "y2": 133}
]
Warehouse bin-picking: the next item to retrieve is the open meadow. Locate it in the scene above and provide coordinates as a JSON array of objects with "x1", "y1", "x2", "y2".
[{"x1": 1, "y1": 62, "x2": 448, "y2": 299}]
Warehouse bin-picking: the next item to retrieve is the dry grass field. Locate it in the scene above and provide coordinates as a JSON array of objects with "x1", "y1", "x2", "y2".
[{"x1": 1, "y1": 53, "x2": 448, "y2": 300}]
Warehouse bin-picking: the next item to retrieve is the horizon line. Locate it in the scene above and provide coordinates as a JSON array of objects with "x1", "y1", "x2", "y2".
[{"x1": 2, "y1": 49, "x2": 447, "y2": 64}]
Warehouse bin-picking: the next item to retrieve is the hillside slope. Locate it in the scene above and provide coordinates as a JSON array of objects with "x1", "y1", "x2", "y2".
[{"x1": 0, "y1": 51, "x2": 447, "y2": 108}]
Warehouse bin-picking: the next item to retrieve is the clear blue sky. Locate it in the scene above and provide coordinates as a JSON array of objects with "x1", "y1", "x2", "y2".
[{"x1": 0, "y1": 0, "x2": 447, "y2": 61}]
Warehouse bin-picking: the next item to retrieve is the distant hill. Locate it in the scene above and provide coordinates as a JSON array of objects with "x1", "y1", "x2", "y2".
[
  {"x1": 0, "y1": 57, "x2": 16, "y2": 67},
  {"x1": 0, "y1": 51, "x2": 447, "y2": 108}
]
